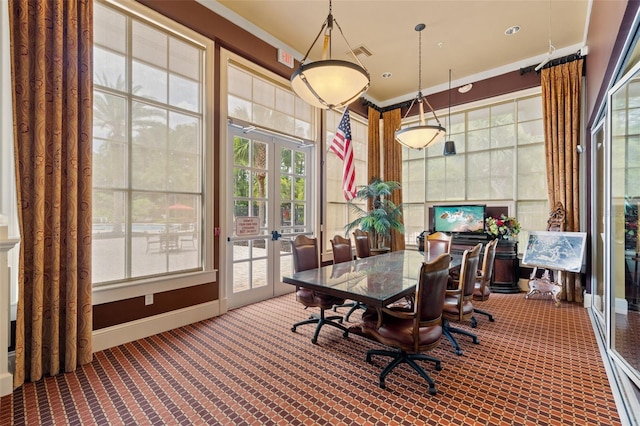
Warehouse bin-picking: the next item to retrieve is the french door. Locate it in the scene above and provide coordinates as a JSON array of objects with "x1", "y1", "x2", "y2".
[
  {"x1": 591, "y1": 121, "x2": 606, "y2": 327},
  {"x1": 226, "y1": 125, "x2": 314, "y2": 309}
]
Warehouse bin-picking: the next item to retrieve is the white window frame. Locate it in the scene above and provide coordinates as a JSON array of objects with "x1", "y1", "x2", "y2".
[
  {"x1": 323, "y1": 109, "x2": 369, "y2": 259},
  {"x1": 92, "y1": 0, "x2": 216, "y2": 305},
  {"x1": 402, "y1": 87, "x2": 547, "y2": 247}
]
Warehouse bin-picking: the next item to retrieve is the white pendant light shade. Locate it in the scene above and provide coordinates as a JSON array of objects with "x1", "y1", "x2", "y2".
[
  {"x1": 395, "y1": 124, "x2": 446, "y2": 150},
  {"x1": 290, "y1": 0, "x2": 369, "y2": 110},
  {"x1": 291, "y1": 60, "x2": 370, "y2": 110}
]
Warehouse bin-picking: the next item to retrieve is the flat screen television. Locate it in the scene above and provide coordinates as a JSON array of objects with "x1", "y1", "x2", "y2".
[{"x1": 433, "y1": 204, "x2": 486, "y2": 234}]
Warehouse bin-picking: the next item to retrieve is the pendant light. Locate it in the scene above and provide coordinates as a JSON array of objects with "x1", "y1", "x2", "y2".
[
  {"x1": 290, "y1": 0, "x2": 370, "y2": 110},
  {"x1": 394, "y1": 23, "x2": 445, "y2": 150},
  {"x1": 443, "y1": 69, "x2": 456, "y2": 156}
]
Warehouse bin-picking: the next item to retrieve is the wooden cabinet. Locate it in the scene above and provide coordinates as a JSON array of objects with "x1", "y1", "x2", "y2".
[{"x1": 451, "y1": 235, "x2": 521, "y2": 293}]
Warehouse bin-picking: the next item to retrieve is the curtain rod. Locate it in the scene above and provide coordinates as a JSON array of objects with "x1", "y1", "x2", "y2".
[
  {"x1": 361, "y1": 98, "x2": 415, "y2": 114},
  {"x1": 520, "y1": 51, "x2": 584, "y2": 75},
  {"x1": 364, "y1": 52, "x2": 585, "y2": 114}
]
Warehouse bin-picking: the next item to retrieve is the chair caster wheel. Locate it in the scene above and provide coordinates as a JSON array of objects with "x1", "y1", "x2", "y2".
[
  {"x1": 429, "y1": 387, "x2": 437, "y2": 396},
  {"x1": 311, "y1": 338, "x2": 318, "y2": 344},
  {"x1": 471, "y1": 318, "x2": 477, "y2": 328},
  {"x1": 378, "y1": 381, "x2": 386, "y2": 389},
  {"x1": 342, "y1": 332, "x2": 349, "y2": 338},
  {"x1": 489, "y1": 318, "x2": 495, "y2": 322},
  {"x1": 291, "y1": 327, "x2": 296, "y2": 332},
  {"x1": 455, "y1": 349, "x2": 464, "y2": 356},
  {"x1": 435, "y1": 363, "x2": 442, "y2": 371}
]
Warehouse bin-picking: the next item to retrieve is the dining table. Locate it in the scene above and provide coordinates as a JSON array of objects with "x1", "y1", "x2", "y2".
[{"x1": 282, "y1": 250, "x2": 462, "y2": 311}]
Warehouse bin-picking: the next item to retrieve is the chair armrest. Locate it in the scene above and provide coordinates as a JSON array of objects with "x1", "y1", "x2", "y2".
[
  {"x1": 447, "y1": 277, "x2": 460, "y2": 291},
  {"x1": 446, "y1": 288, "x2": 462, "y2": 297},
  {"x1": 380, "y1": 307, "x2": 415, "y2": 320}
]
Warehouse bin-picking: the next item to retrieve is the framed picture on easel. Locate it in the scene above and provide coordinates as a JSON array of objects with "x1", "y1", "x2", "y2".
[{"x1": 522, "y1": 231, "x2": 587, "y2": 273}]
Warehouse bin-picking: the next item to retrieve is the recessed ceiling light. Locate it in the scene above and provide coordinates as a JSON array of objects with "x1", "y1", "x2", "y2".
[
  {"x1": 458, "y1": 83, "x2": 473, "y2": 94},
  {"x1": 382, "y1": 72, "x2": 392, "y2": 79},
  {"x1": 505, "y1": 25, "x2": 521, "y2": 36}
]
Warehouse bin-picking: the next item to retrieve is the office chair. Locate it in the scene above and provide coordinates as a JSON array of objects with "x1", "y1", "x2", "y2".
[
  {"x1": 290, "y1": 235, "x2": 349, "y2": 344},
  {"x1": 473, "y1": 238, "x2": 498, "y2": 322},
  {"x1": 361, "y1": 253, "x2": 451, "y2": 394},
  {"x1": 442, "y1": 243, "x2": 481, "y2": 355},
  {"x1": 330, "y1": 235, "x2": 366, "y2": 321}
]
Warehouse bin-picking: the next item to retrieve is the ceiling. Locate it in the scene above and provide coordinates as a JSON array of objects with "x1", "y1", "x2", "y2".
[{"x1": 198, "y1": 0, "x2": 590, "y2": 107}]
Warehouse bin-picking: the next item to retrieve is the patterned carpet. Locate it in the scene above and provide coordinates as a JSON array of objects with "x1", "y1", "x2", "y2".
[{"x1": 0, "y1": 292, "x2": 622, "y2": 425}]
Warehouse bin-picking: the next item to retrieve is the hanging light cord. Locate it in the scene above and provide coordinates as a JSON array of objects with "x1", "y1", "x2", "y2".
[
  {"x1": 297, "y1": 0, "x2": 367, "y2": 70},
  {"x1": 418, "y1": 25, "x2": 422, "y2": 95},
  {"x1": 547, "y1": 0, "x2": 555, "y2": 54},
  {"x1": 401, "y1": 24, "x2": 441, "y2": 125},
  {"x1": 447, "y1": 69, "x2": 452, "y2": 134}
]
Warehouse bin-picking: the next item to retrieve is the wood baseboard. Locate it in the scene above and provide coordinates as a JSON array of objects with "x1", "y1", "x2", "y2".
[{"x1": 92, "y1": 301, "x2": 220, "y2": 353}]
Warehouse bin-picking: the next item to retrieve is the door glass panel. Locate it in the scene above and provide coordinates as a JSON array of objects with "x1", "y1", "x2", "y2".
[
  {"x1": 279, "y1": 239, "x2": 294, "y2": 280},
  {"x1": 281, "y1": 176, "x2": 292, "y2": 200},
  {"x1": 253, "y1": 141, "x2": 267, "y2": 170},
  {"x1": 295, "y1": 177, "x2": 305, "y2": 200},
  {"x1": 609, "y1": 69, "x2": 640, "y2": 383},
  {"x1": 295, "y1": 151, "x2": 306, "y2": 174},
  {"x1": 281, "y1": 148, "x2": 292, "y2": 173}
]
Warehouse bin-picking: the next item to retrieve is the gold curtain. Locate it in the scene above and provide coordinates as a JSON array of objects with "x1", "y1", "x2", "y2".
[
  {"x1": 382, "y1": 109, "x2": 405, "y2": 251},
  {"x1": 541, "y1": 59, "x2": 584, "y2": 303},
  {"x1": 367, "y1": 107, "x2": 381, "y2": 186},
  {"x1": 9, "y1": 0, "x2": 94, "y2": 387}
]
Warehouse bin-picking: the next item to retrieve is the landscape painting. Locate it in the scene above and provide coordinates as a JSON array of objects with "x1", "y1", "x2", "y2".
[{"x1": 522, "y1": 231, "x2": 587, "y2": 273}]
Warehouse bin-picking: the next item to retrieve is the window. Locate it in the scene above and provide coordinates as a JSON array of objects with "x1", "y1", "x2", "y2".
[
  {"x1": 402, "y1": 91, "x2": 548, "y2": 246},
  {"x1": 325, "y1": 109, "x2": 368, "y2": 253},
  {"x1": 92, "y1": 0, "x2": 214, "y2": 295},
  {"x1": 227, "y1": 63, "x2": 314, "y2": 141}
]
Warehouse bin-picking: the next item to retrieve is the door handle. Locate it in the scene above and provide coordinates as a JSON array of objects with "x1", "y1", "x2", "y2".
[{"x1": 271, "y1": 230, "x2": 282, "y2": 241}]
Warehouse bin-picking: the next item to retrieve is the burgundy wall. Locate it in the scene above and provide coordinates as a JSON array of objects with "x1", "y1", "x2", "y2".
[{"x1": 585, "y1": 0, "x2": 633, "y2": 127}]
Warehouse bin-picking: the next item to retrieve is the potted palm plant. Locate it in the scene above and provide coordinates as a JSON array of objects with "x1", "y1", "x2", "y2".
[{"x1": 344, "y1": 178, "x2": 404, "y2": 250}]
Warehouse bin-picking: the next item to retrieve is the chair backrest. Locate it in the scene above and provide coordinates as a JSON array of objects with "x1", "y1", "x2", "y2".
[
  {"x1": 353, "y1": 229, "x2": 371, "y2": 258},
  {"x1": 411, "y1": 253, "x2": 451, "y2": 351},
  {"x1": 459, "y1": 243, "x2": 482, "y2": 299},
  {"x1": 291, "y1": 235, "x2": 318, "y2": 273},
  {"x1": 477, "y1": 238, "x2": 498, "y2": 295},
  {"x1": 331, "y1": 235, "x2": 352, "y2": 264},
  {"x1": 546, "y1": 202, "x2": 566, "y2": 232},
  {"x1": 427, "y1": 232, "x2": 452, "y2": 256}
]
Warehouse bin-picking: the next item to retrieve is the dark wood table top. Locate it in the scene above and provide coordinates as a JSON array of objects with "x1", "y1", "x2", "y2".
[{"x1": 282, "y1": 250, "x2": 461, "y2": 308}]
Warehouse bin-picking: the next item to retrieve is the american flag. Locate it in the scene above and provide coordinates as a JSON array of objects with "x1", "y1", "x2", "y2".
[{"x1": 329, "y1": 108, "x2": 356, "y2": 201}]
